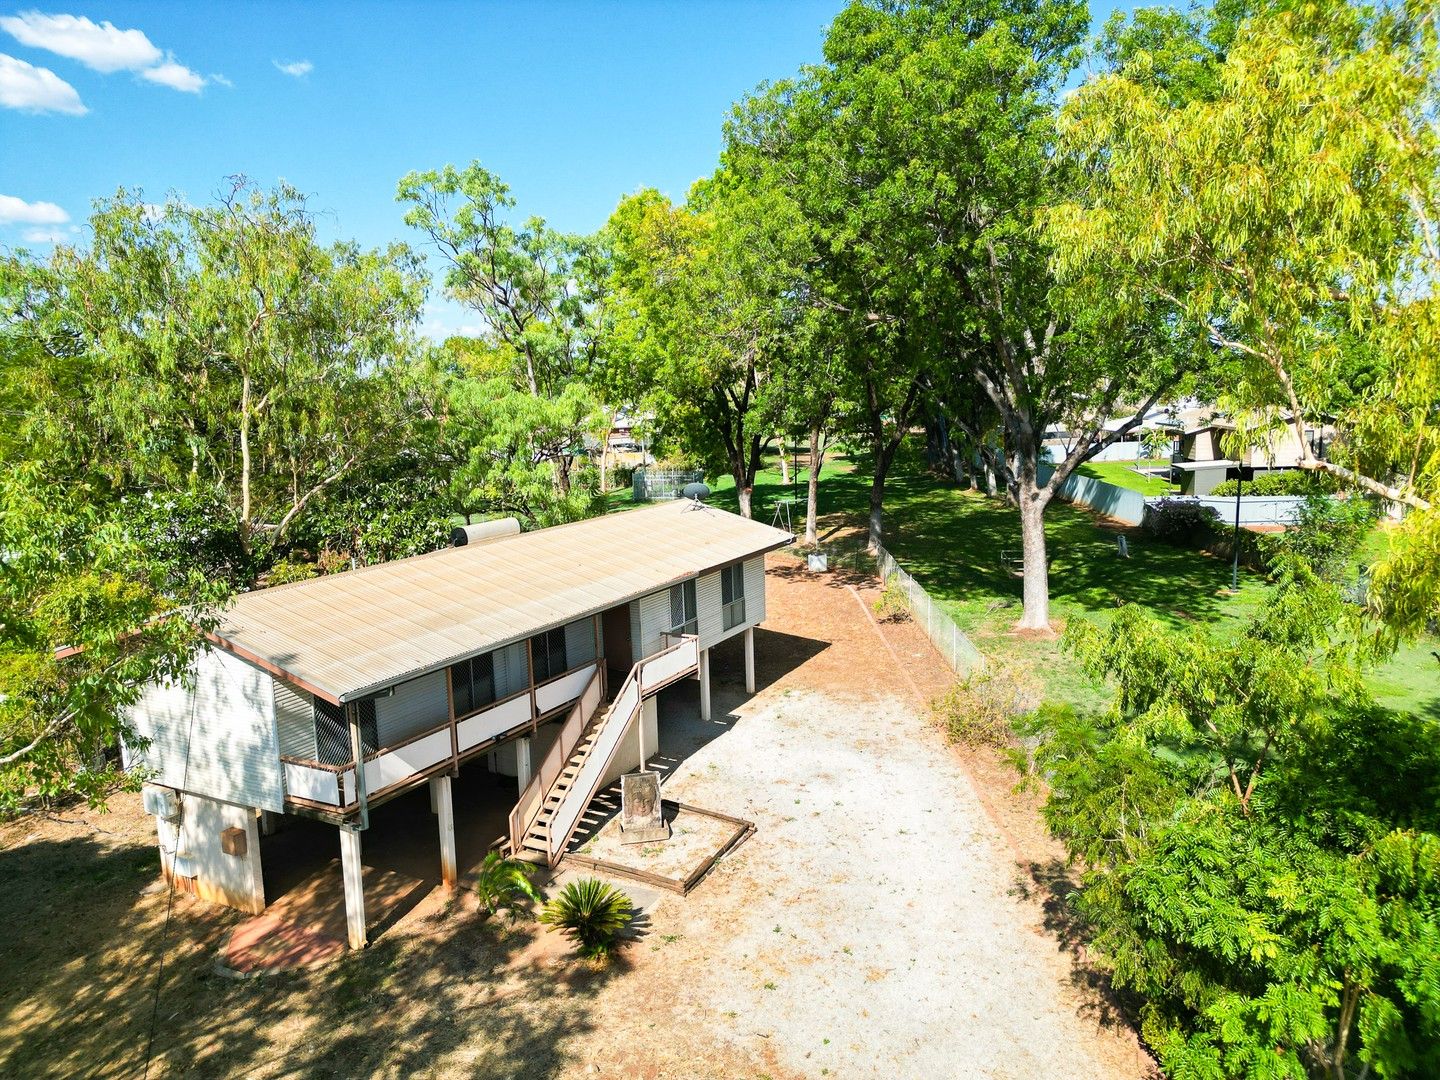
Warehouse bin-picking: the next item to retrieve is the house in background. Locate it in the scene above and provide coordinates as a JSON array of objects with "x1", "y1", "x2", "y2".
[
  {"x1": 1169, "y1": 414, "x2": 1337, "y2": 495},
  {"x1": 125, "y1": 500, "x2": 792, "y2": 949}
]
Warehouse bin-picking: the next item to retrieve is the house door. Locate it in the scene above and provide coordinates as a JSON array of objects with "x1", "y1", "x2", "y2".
[{"x1": 601, "y1": 604, "x2": 633, "y2": 688}]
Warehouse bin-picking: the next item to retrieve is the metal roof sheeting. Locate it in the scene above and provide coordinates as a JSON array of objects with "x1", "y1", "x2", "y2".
[{"x1": 213, "y1": 501, "x2": 793, "y2": 703}]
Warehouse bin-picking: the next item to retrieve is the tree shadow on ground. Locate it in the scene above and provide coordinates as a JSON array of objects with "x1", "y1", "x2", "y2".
[
  {"x1": 1012, "y1": 858, "x2": 1153, "y2": 1048},
  {"x1": 0, "y1": 824, "x2": 624, "y2": 1079}
]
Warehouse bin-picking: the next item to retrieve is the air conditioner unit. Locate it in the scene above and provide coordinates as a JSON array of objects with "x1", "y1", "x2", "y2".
[{"x1": 141, "y1": 784, "x2": 181, "y2": 822}]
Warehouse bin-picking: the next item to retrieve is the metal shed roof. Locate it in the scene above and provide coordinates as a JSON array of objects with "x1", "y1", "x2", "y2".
[{"x1": 211, "y1": 501, "x2": 794, "y2": 704}]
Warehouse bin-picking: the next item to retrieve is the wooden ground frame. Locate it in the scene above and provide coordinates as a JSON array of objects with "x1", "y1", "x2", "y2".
[{"x1": 560, "y1": 799, "x2": 755, "y2": 896}]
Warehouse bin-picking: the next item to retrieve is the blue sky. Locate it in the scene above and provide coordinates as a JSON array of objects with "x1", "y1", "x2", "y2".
[{"x1": 0, "y1": 1, "x2": 1138, "y2": 336}]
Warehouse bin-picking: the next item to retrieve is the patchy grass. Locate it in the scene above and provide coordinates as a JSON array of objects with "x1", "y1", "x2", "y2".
[{"x1": 1074, "y1": 458, "x2": 1178, "y2": 496}]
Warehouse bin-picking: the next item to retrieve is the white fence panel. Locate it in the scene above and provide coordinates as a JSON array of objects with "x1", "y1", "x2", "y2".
[{"x1": 875, "y1": 545, "x2": 985, "y2": 676}]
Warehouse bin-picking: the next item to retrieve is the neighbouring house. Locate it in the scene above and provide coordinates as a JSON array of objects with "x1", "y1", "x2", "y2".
[
  {"x1": 1170, "y1": 415, "x2": 1337, "y2": 495},
  {"x1": 124, "y1": 500, "x2": 792, "y2": 948}
]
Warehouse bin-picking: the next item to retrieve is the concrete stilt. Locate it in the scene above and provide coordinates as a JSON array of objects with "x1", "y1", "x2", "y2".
[
  {"x1": 699, "y1": 647, "x2": 712, "y2": 722},
  {"x1": 429, "y1": 780, "x2": 438, "y2": 813},
  {"x1": 432, "y1": 775, "x2": 457, "y2": 888},
  {"x1": 515, "y1": 736, "x2": 533, "y2": 794},
  {"x1": 743, "y1": 626, "x2": 756, "y2": 694},
  {"x1": 339, "y1": 825, "x2": 367, "y2": 950}
]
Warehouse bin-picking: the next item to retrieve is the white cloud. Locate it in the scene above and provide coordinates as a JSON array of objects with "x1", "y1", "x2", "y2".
[
  {"x1": 0, "y1": 192, "x2": 69, "y2": 225},
  {"x1": 0, "y1": 11, "x2": 160, "y2": 73},
  {"x1": 21, "y1": 225, "x2": 72, "y2": 243},
  {"x1": 140, "y1": 57, "x2": 204, "y2": 93},
  {"x1": 0, "y1": 53, "x2": 84, "y2": 113},
  {"x1": 210, "y1": 72, "x2": 232, "y2": 88},
  {"x1": 273, "y1": 59, "x2": 312, "y2": 78}
]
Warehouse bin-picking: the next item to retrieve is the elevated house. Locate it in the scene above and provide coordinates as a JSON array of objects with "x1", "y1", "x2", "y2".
[{"x1": 125, "y1": 500, "x2": 792, "y2": 948}]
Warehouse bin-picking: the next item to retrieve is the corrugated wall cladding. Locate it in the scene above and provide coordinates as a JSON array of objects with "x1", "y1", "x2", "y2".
[
  {"x1": 744, "y1": 557, "x2": 766, "y2": 623},
  {"x1": 275, "y1": 683, "x2": 317, "y2": 759},
  {"x1": 696, "y1": 571, "x2": 723, "y2": 647},
  {"x1": 374, "y1": 671, "x2": 449, "y2": 747},
  {"x1": 564, "y1": 617, "x2": 597, "y2": 667},
  {"x1": 494, "y1": 642, "x2": 529, "y2": 700},
  {"x1": 126, "y1": 648, "x2": 284, "y2": 812},
  {"x1": 635, "y1": 589, "x2": 673, "y2": 659}
]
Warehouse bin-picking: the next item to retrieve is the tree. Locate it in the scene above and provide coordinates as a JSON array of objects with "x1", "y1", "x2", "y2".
[
  {"x1": 605, "y1": 184, "x2": 787, "y2": 518},
  {"x1": 0, "y1": 465, "x2": 217, "y2": 810},
  {"x1": 725, "y1": 0, "x2": 1200, "y2": 626},
  {"x1": 1020, "y1": 563, "x2": 1440, "y2": 1080},
  {"x1": 1046, "y1": 0, "x2": 1440, "y2": 627},
  {"x1": 398, "y1": 163, "x2": 607, "y2": 524},
  {"x1": 1, "y1": 180, "x2": 428, "y2": 574}
]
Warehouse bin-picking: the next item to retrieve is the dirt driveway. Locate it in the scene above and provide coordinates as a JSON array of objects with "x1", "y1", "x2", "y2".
[{"x1": 0, "y1": 553, "x2": 1149, "y2": 1079}]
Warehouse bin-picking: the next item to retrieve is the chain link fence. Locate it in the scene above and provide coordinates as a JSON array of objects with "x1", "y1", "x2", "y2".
[
  {"x1": 633, "y1": 467, "x2": 705, "y2": 502},
  {"x1": 874, "y1": 543, "x2": 986, "y2": 676}
]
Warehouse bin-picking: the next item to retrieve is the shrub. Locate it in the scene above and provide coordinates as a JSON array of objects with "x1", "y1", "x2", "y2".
[
  {"x1": 872, "y1": 578, "x2": 911, "y2": 622},
  {"x1": 474, "y1": 852, "x2": 542, "y2": 921},
  {"x1": 1210, "y1": 469, "x2": 1339, "y2": 497},
  {"x1": 1263, "y1": 494, "x2": 1377, "y2": 581},
  {"x1": 539, "y1": 878, "x2": 634, "y2": 960},
  {"x1": 265, "y1": 558, "x2": 318, "y2": 586},
  {"x1": 930, "y1": 660, "x2": 1041, "y2": 749},
  {"x1": 1144, "y1": 498, "x2": 1221, "y2": 542}
]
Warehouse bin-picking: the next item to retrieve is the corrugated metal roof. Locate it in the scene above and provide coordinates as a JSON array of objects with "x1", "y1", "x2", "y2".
[{"x1": 213, "y1": 501, "x2": 793, "y2": 703}]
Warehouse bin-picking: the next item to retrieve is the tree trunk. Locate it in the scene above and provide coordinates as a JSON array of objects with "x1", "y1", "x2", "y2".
[
  {"x1": 239, "y1": 371, "x2": 253, "y2": 552},
  {"x1": 738, "y1": 484, "x2": 753, "y2": 518},
  {"x1": 867, "y1": 471, "x2": 886, "y2": 552},
  {"x1": 805, "y1": 425, "x2": 824, "y2": 547},
  {"x1": 778, "y1": 438, "x2": 790, "y2": 485},
  {"x1": 984, "y1": 456, "x2": 997, "y2": 496},
  {"x1": 1017, "y1": 487, "x2": 1051, "y2": 630}
]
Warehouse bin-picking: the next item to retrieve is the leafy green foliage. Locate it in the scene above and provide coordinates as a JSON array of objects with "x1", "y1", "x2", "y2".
[
  {"x1": 398, "y1": 164, "x2": 607, "y2": 527},
  {"x1": 1145, "y1": 498, "x2": 1222, "y2": 542},
  {"x1": 1, "y1": 180, "x2": 428, "y2": 573},
  {"x1": 539, "y1": 877, "x2": 634, "y2": 960},
  {"x1": 0, "y1": 466, "x2": 220, "y2": 811},
  {"x1": 473, "y1": 852, "x2": 543, "y2": 922},
  {"x1": 1211, "y1": 471, "x2": 1340, "y2": 498},
  {"x1": 871, "y1": 580, "x2": 911, "y2": 623},
  {"x1": 1019, "y1": 566, "x2": 1440, "y2": 1079}
]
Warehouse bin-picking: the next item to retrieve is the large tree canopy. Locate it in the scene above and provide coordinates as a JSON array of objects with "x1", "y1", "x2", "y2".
[
  {"x1": 722, "y1": 0, "x2": 1202, "y2": 627},
  {"x1": 2, "y1": 180, "x2": 430, "y2": 563}
]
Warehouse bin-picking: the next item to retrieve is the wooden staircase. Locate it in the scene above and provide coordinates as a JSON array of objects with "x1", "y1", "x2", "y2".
[
  {"x1": 508, "y1": 633, "x2": 699, "y2": 866},
  {"x1": 518, "y1": 715, "x2": 606, "y2": 859}
]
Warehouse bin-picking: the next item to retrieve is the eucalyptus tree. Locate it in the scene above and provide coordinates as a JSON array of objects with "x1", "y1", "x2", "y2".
[
  {"x1": 2, "y1": 180, "x2": 428, "y2": 564},
  {"x1": 727, "y1": 0, "x2": 1199, "y2": 628},
  {"x1": 398, "y1": 162, "x2": 606, "y2": 522}
]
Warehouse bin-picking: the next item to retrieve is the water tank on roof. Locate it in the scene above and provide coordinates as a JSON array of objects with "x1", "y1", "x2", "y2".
[{"x1": 450, "y1": 517, "x2": 521, "y2": 547}]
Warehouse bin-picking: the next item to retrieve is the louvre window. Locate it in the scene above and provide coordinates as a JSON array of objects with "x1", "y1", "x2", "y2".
[
  {"x1": 450, "y1": 652, "x2": 497, "y2": 718},
  {"x1": 721, "y1": 563, "x2": 747, "y2": 630},
  {"x1": 532, "y1": 627, "x2": 568, "y2": 683},
  {"x1": 313, "y1": 698, "x2": 378, "y2": 766},
  {"x1": 669, "y1": 579, "x2": 698, "y2": 635}
]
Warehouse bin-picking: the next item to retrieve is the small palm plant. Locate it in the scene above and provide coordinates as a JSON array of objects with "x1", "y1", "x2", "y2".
[
  {"x1": 474, "y1": 852, "x2": 543, "y2": 921},
  {"x1": 539, "y1": 878, "x2": 634, "y2": 960}
]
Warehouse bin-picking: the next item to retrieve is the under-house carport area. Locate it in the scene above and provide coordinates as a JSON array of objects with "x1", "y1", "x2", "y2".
[{"x1": 232, "y1": 757, "x2": 523, "y2": 970}]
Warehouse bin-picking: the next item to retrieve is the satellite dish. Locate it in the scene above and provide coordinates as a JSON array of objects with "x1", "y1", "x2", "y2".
[{"x1": 682, "y1": 481, "x2": 711, "y2": 501}]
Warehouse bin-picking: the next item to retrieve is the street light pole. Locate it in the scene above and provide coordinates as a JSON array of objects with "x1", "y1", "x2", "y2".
[{"x1": 1231, "y1": 466, "x2": 1243, "y2": 592}]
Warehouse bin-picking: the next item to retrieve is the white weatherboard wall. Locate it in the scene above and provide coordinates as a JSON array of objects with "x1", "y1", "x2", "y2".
[
  {"x1": 127, "y1": 648, "x2": 284, "y2": 813},
  {"x1": 633, "y1": 588, "x2": 674, "y2": 660},
  {"x1": 631, "y1": 559, "x2": 768, "y2": 660},
  {"x1": 743, "y1": 557, "x2": 766, "y2": 623}
]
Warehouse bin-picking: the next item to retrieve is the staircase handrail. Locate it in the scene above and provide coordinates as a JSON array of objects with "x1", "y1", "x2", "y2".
[
  {"x1": 508, "y1": 668, "x2": 602, "y2": 853},
  {"x1": 546, "y1": 633, "x2": 698, "y2": 861}
]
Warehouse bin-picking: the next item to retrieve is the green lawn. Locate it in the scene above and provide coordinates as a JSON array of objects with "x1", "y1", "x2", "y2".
[
  {"x1": 1075, "y1": 458, "x2": 1178, "y2": 496},
  {"x1": 611, "y1": 445, "x2": 1436, "y2": 719}
]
